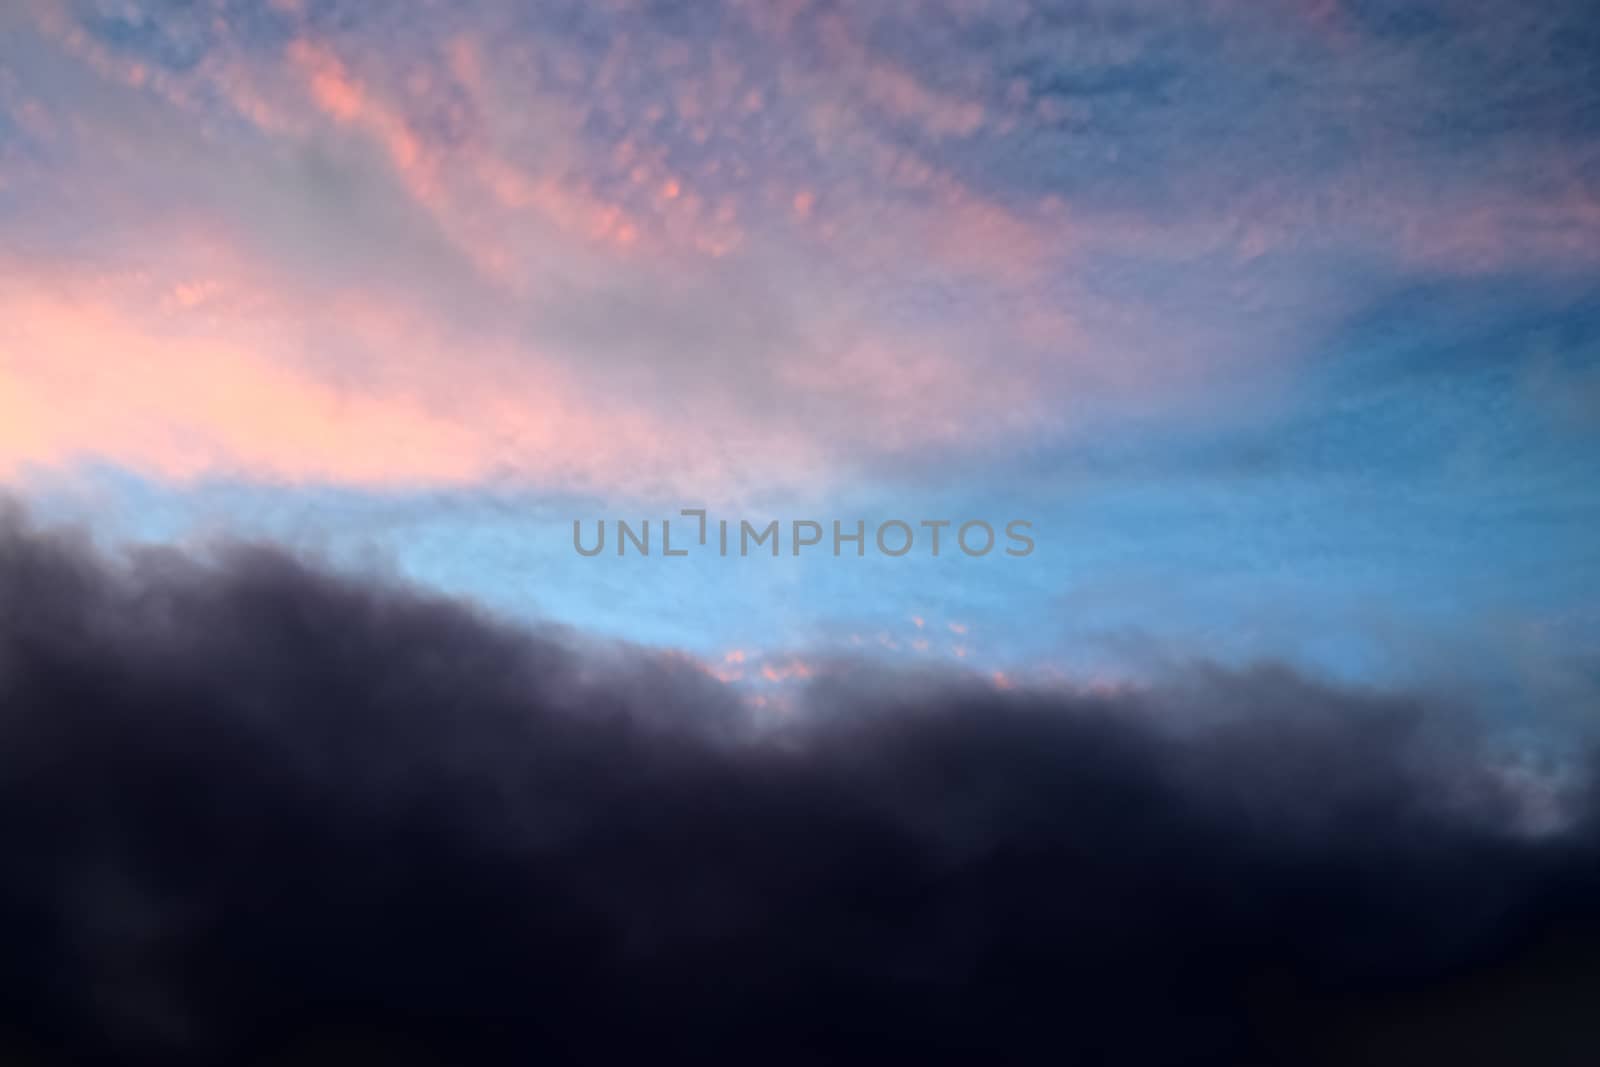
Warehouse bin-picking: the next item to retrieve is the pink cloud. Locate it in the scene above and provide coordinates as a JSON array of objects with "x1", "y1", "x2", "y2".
[
  {"x1": 760, "y1": 658, "x2": 817, "y2": 683},
  {"x1": 0, "y1": 264, "x2": 820, "y2": 495},
  {"x1": 15, "y1": 0, "x2": 1590, "y2": 507}
]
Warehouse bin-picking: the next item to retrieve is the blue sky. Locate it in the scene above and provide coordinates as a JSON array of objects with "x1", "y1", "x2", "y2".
[{"x1": 3, "y1": 0, "x2": 1598, "y2": 715}]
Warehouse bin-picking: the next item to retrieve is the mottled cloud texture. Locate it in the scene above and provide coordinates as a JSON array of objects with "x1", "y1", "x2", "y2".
[
  {"x1": 2, "y1": 507, "x2": 1598, "y2": 1064},
  {"x1": 3, "y1": 0, "x2": 1598, "y2": 493}
]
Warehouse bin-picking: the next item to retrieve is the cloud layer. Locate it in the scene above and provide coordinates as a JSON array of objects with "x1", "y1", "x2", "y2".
[
  {"x1": 1, "y1": 509, "x2": 1598, "y2": 1064},
  {"x1": 4, "y1": 0, "x2": 1598, "y2": 493}
]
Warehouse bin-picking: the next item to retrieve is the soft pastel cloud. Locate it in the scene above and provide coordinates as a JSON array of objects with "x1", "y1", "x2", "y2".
[{"x1": 6, "y1": 0, "x2": 1594, "y2": 500}]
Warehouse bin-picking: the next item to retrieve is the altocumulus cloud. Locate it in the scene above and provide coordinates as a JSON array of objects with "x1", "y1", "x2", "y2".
[{"x1": 1, "y1": 506, "x2": 1598, "y2": 1065}]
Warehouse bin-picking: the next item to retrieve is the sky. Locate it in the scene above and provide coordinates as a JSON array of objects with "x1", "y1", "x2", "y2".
[
  {"x1": 6, "y1": 2, "x2": 1600, "y2": 1061},
  {"x1": 2, "y1": 0, "x2": 1598, "y2": 713}
]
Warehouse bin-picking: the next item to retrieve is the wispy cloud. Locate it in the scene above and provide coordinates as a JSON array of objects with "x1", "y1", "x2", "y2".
[{"x1": 5, "y1": 0, "x2": 1595, "y2": 495}]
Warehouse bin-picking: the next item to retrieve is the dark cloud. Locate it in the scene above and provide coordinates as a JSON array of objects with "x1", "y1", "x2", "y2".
[{"x1": 0, "y1": 507, "x2": 1597, "y2": 1065}]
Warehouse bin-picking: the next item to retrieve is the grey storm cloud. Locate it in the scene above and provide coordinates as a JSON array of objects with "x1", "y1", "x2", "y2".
[{"x1": 0, "y1": 506, "x2": 1598, "y2": 1065}]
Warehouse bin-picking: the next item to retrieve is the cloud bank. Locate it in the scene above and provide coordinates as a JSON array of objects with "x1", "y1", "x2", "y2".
[{"x1": 1, "y1": 509, "x2": 1598, "y2": 1064}]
